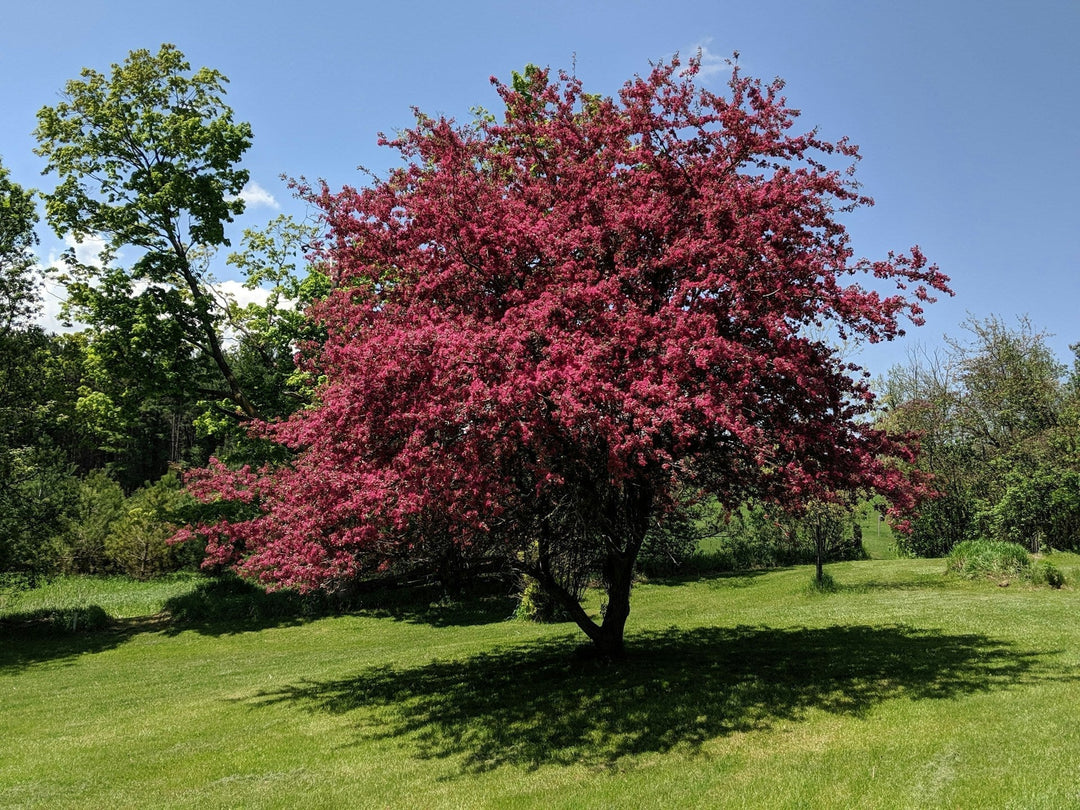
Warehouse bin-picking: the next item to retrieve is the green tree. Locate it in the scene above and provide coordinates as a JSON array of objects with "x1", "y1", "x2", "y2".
[
  {"x1": 0, "y1": 158, "x2": 81, "y2": 578},
  {"x1": 34, "y1": 44, "x2": 260, "y2": 420},
  {"x1": 104, "y1": 471, "x2": 195, "y2": 579},
  {"x1": 0, "y1": 159, "x2": 40, "y2": 332},
  {"x1": 192, "y1": 214, "x2": 330, "y2": 464},
  {"x1": 884, "y1": 316, "x2": 1077, "y2": 555}
]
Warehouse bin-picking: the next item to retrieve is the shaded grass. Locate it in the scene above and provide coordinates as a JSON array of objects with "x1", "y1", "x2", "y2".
[
  {"x1": 0, "y1": 572, "x2": 203, "y2": 623},
  {"x1": 251, "y1": 623, "x2": 1053, "y2": 774}
]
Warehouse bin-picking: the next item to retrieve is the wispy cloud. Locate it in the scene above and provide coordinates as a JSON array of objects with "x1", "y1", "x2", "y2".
[
  {"x1": 686, "y1": 39, "x2": 737, "y2": 80},
  {"x1": 212, "y1": 279, "x2": 277, "y2": 309},
  {"x1": 237, "y1": 181, "x2": 280, "y2": 210},
  {"x1": 36, "y1": 269, "x2": 80, "y2": 334},
  {"x1": 49, "y1": 233, "x2": 112, "y2": 269}
]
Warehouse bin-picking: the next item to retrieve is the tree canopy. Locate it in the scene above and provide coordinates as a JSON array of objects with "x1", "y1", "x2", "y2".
[
  {"x1": 182, "y1": 57, "x2": 950, "y2": 655},
  {"x1": 0, "y1": 158, "x2": 40, "y2": 333},
  {"x1": 34, "y1": 43, "x2": 259, "y2": 419}
]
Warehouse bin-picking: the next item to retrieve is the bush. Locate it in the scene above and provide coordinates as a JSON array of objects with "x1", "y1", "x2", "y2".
[
  {"x1": 163, "y1": 575, "x2": 333, "y2": 625},
  {"x1": 0, "y1": 448, "x2": 80, "y2": 580},
  {"x1": 896, "y1": 488, "x2": 977, "y2": 558},
  {"x1": 513, "y1": 575, "x2": 571, "y2": 623},
  {"x1": 63, "y1": 470, "x2": 125, "y2": 574},
  {"x1": 1031, "y1": 560, "x2": 1066, "y2": 589},
  {"x1": 988, "y1": 469, "x2": 1080, "y2": 553},
  {"x1": 105, "y1": 472, "x2": 197, "y2": 579},
  {"x1": 807, "y1": 571, "x2": 838, "y2": 594},
  {"x1": 0, "y1": 603, "x2": 110, "y2": 635},
  {"x1": 946, "y1": 539, "x2": 1031, "y2": 580}
]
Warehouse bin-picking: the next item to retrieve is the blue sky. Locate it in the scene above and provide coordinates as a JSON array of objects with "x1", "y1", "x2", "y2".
[{"x1": 2, "y1": 0, "x2": 1077, "y2": 377}]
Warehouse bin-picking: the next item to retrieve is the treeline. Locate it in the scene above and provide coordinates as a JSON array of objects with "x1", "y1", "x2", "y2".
[
  {"x1": 882, "y1": 316, "x2": 1080, "y2": 556},
  {"x1": 1, "y1": 45, "x2": 327, "y2": 583}
]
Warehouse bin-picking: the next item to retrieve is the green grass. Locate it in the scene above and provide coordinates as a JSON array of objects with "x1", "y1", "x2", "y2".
[
  {"x1": 3, "y1": 562, "x2": 1080, "y2": 808},
  {"x1": 0, "y1": 573, "x2": 204, "y2": 621},
  {"x1": 858, "y1": 509, "x2": 896, "y2": 560}
]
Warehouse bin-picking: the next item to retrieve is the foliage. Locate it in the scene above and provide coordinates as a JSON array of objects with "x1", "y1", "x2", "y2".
[
  {"x1": 885, "y1": 316, "x2": 1080, "y2": 556},
  {"x1": 687, "y1": 501, "x2": 866, "y2": 574},
  {"x1": 0, "y1": 158, "x2": 83, "y2": 580},
  {"x1": 34, "y1": 43, "x2": 260, "y2": 422},
  {"x1": 0, "y1": 447, "x2": 80, "y2": 580},
  {"x1": 635, "y1": 495, "x2": 722, "y2": 576},
  {"x1": 894, "y1": 487, "x2": 974, "y2": 557},
  {"x1": 513, "y1": 574, "x2": 571, "y2": 623},
  {"x1": 104, "y1": 471, "x2": 197, "y2": 579},
  {"x1": 1031, "y1": 559, "x2": 1065, "y2": 589},
  {"x1": 183, "y1": 56, "x2": 948, "y2": 655},
  {"x1": 0, "y1": 157, "x2": 40, "y2": 332},
  {"x1": 193, "y1": 214, "x2": 330, "y2": 465},
  {"x1": 987, "y1": 468, "x2": 1080, "y2": 552},
  {"x1": 945, "y1": 539, "x2": 1031, "y2": 581},
  {"x1": 806, "y1": 570, "x2": 838, "y2": 593},
  {"x1": 62, "y1": 470, "x2": 126, "y2": 573}
]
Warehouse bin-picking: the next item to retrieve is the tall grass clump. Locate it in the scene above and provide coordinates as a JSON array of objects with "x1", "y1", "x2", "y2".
[{"x1": 946, "y1": 539, "x2": 1031, "y2": 581}]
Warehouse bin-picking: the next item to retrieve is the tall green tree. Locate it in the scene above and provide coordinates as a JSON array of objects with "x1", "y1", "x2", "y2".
[
  {"x1": 0, "y1": 158, "x2": 80, "y2": 578},
  {"x1": 34, "y1": 44, "x2": 260, "y2": 420},
  {"x1": 0, "y1": 159, "x2": 40, "y2": 332}
]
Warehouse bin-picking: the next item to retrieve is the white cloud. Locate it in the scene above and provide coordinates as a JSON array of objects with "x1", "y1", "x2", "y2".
[
  {"x1": 47, "y1": 233, "x2": 112, "y2": 270},
  {"x1": 211, "y1": 279, "x2": 275, "y2": 309},
  {"x1": 237, "y1": 181, "x2": 280, "y2": 210},
  {"x1": 688, "y1": 40, "x2": 735, "y2": 80},
  {"x1": 36, "y1": 271, "x2": 80, "y2": 334},
  {"x1": 33, "y1": 235, "x2": 113, "y2": 333}
]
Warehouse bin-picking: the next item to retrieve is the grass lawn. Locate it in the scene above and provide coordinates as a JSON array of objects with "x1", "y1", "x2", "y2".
[
  {"x1": 3, "y1": 557, "x2": 1080, "y2": 808},
  {"x1": 858, "y1": 509, "x2": 897, "y2": 560}
]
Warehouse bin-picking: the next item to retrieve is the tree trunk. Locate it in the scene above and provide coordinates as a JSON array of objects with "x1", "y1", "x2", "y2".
[
  {"x1": 593, "y1": 550, "x2": 634, "y2": 657},
  {"x1": 527, "y1": 481, "x2": 653, "y2": 657}
]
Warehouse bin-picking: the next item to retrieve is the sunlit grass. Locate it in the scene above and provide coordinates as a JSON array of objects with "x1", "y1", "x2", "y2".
[
  {"x1": 3, "y1": 560, "x2": 1079, "y2": 808},
  {"x1": 0, "y1": 573, "x2": 203, "y2": 621}
]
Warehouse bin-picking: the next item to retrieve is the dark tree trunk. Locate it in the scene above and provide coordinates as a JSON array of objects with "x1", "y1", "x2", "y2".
[
  {"x1": 592, "y1": 549, "x2": 635, "y2": 657},
  {"x1": 527, "y1": 480, "x2": 653, "y2": 657}
]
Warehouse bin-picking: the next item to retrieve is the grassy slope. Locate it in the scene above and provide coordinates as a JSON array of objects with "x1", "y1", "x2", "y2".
[
  {"x1": 858, "y1": 510, "x2": 897, "y2": 560},
  {"x1": 3, "y1": 558, "x2": 1080, "y2": 809}
]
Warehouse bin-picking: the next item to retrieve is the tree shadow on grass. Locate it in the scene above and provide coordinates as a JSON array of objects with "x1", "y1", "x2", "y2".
[
  {"x1": 159, "y1": 576, "x2": 519, "y2": 637},
  {"x1": 0, "y1": 579, "x2": 517, "y2": 671},
  {"x1": 249, "y1": 623, "x2": 1071, "y2": 774},
  {"x1": 0, "y1": 612, "x2": 158, "y2": 673}
]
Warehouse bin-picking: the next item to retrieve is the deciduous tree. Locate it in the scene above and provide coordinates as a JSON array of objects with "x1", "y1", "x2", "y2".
[
  {"x1": 34, "y1": 44, "x2": 258, "y2": 419},
  {"x1": 184, "y1": 58, "x2": 949, "y2": 655}
]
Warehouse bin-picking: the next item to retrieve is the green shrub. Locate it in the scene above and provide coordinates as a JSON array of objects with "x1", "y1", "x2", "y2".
[
  {"x1": 63, "y1": 470, "x2": 126, "y2": 574},
  {"x1": 162, "y1": 575, "x2": 324, "y2": 624},
  {"x1": 896, "y1": 487, "x2": 977, "y2": 558},
  {"x1": 513, "y1": 575, "x2": 570, "y2": 623},
  {"x1": 807, "y1": 571, "x2": 838, "y2": 594},
  {"x1": 0, "y1": 448, "x2": 80, "y2": 580},
  {"x1": 988, "y1": 469, "x2": 1080, "y2": 553},
  {"x1": 0, "y1": 603, "x2": 110, "y2": 635},
  {"x1": 104, "y1": 472, "x2": 196, "y2": 579},
  {"x1": 1031, "y1": 560, "x2": 1066, "y2": 589},
  {"x1": 946, "y1": 539, "x2": 1031, "y2": 580}
]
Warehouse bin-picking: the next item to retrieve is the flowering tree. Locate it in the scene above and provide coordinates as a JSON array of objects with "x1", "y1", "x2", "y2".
[{"x1": 183, "y1": 58, "x2": 949, "y2": 655}]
